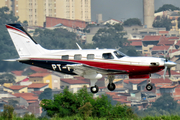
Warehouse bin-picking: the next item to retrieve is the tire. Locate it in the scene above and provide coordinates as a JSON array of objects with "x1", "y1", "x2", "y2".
[
  {"x1": 90, "y1": 85, "x2": 99, "y2": 93},
  {"x1": 107, "y1": 83, "x2": 116, "y2": 91},
  {"x1": 146, "y1": 84, "x2": 153, "y2": 91}
]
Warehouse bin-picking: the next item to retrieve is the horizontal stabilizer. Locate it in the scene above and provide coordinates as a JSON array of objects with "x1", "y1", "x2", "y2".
[{"x1": 3, "y1": 58, "x2": 30, "y2": 62}]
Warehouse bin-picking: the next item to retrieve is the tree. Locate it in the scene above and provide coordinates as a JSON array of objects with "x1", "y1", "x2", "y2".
[
  {"x1": 92, "y1": 24, "x2": 129, "y2": 49},
  {"x1": 123, "y1": 18, "x2": 142, "y2": 26},
  {"x1": 153, "y1": 16, "x2": 172, "y2": 31},
  {"x1": 92, "y1": 24, "x2": 140, "y2": 56},
  {"x1": 135, "y1": 93, "x2": 179, "y2": 117},
  {"x1": 22, "y1": 20, "x2": 28, "y2": 31},
  {"x1": 33, "y1": 28, "x2": 77, "y2": 49},
  {"x1": 151, "y1": 94, "x2": 177, "y2": 114},
  {"x1": 155, "y1": 4, "x2": 180, "y2": 13},
  {"x1": 0, "y1": 6, "x2": 27, "y2": 72},
  {"x1": 40, "y1": 86, "x2": 137, "y2": 118},
  {"x1": 0, "y1": 73, "x2": 16, "y2": 85},
  {"x1": 39, "y1": 88, "x2": 52, "y2": 100}
]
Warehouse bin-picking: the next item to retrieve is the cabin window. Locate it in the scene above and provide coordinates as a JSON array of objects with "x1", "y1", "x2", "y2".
[
  {"x1": 62, "y1": 55, "x2": 69, "y2": 60},
  {"x1": 102, "y1": 53, "x2": 114, "y2": 59},
  {"x1": 74, "y1": 54, "x2": 82, "y2": 60},
  {"x1": 87, "y1": 54, "x2": 94, "y2": 60},
  {"x1": 114, "y1": 50, "x2": 126, "y2": 58}
]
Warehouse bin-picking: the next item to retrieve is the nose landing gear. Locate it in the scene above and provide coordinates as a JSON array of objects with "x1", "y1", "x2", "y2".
[
  {"x1": 146, "y1": 78, "x2": 153, "y2": 91},
  {"x1": 90, "y1": 85, "x2": 99, "y2": 93}
]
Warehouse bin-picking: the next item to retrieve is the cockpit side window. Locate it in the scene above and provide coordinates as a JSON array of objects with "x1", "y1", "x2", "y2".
[
  {"x1": 114, "y1": 50, "x2": 126, "y2": 58},
  {"x1": 102, "y1": 53, "x2": 114, "y2": 59}
]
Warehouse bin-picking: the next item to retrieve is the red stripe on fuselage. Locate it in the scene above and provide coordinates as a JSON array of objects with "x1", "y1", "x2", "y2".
[
  {"x1": 30, "y1": 58, "x2": 165, "y2": 75},
  {"x1": 6, "y1": 25, "x2": 26, "y2": 35}
]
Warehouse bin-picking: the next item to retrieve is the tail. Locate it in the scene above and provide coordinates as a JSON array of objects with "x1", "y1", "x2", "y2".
[{"x1": 6, "y1": 24, "x2": 48, "y2": 58}]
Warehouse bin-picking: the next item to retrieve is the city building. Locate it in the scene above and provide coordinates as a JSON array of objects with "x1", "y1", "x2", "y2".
[
  {"x1": 28, "y1": 72, "x2": 60, "y2": 89},
  {"x1": 0, "y1": 0, "x2": 91, "y2": 27}
]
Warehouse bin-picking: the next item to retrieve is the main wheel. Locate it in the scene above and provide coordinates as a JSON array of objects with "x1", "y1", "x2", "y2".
[
  {"x1": 107, "y1": 83, "x2": 116, "y2": 91},
  {"x1": 90, "y1": 85, "x2": 99, "y2": 93},
  {"x1": 146, "y1": 84, "x2": 153, "y2": 91}
]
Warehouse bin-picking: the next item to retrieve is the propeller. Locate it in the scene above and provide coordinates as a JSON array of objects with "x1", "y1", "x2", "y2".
[{"x1": 163, "y1": 40, "x2": 177, "y2": 79}]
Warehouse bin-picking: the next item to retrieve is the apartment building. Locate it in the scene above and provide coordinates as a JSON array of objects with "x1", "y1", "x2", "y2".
[{"x1": 0, "y1": 0, "x2": 91, "y2": 27}]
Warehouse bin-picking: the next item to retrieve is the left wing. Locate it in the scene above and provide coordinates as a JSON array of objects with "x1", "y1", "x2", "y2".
[{"x1": 66, "y1": 63, "x2": 127, "y2": 76}]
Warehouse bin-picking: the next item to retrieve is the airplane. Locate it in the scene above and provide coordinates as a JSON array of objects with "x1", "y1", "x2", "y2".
[{"x1": 5, "y1": 23, "x2": 177, "y2": 93}]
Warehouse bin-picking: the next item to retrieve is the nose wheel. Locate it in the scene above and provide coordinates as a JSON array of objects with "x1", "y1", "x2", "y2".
[
  {"x1": 90, "y1": 85, "x2": 99, "y2": 93},
  {"x1": 107, "y1": 83, "x2": 116, "y2": 91},
  {"x1": 146, "y1": 84, "x2": 153, "y2": 91}
]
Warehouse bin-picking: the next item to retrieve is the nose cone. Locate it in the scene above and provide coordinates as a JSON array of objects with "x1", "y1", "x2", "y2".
[{"x1": 164, "y1": 60, "x2": 177, "y2": 68}]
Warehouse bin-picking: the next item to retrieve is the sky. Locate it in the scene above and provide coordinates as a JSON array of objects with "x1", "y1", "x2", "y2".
[{"x1": 91, "y1": 0, "x2": 180, "y2": 22}]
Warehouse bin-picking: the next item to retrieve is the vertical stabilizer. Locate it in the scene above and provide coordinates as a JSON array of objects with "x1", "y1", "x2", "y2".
[{"x1": 6, "y1": 24, "x2": 48, "y2": 57}]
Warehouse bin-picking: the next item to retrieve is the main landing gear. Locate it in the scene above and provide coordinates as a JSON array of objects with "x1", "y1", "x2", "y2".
[
  {"x1": 107, "y1": 75, "x2": 116, "y2": 91},
  {"x1": 146, "y1": 78, "x2": 153, "y2": 91},
  {"x1": 89, "y1": 75, "x2": 116, "y2": 93}
]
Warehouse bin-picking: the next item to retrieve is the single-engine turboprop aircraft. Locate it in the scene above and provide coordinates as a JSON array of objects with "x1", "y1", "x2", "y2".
[{"x1": 5, "y1": 24, "x2": 177, "y2": 93}]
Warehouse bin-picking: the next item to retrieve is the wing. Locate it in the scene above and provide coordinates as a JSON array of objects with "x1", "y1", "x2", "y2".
[{"x1": 66, "y1": 63, "x2": 127, "y2": 76}]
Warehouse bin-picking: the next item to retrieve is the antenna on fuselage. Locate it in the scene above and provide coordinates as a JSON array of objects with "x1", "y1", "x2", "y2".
[{"x1": 76, "y1": 43, "x2": 82, "y2": 50}]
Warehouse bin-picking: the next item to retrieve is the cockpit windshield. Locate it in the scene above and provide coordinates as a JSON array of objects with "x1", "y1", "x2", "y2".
[{"x1": 114, "y1": 50, "x2": 126, "y2": 58}]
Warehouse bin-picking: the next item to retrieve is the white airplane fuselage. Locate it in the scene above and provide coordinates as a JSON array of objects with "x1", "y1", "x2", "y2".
[{"x1": 5, "y1": 23, "x2": 176, "y2": 93}]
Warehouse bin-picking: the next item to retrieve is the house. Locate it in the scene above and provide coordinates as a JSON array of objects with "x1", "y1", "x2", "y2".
[
  {"x1": 60, "y1": 78, "x2": 89, "y2": 90},
  {"x1": 28, "y1": 83, "x2": 49, "y2": 92},
  {"x1": 3, "y1": 85, "x2": 28, "y2": 94},
  {"x1": 2, "y1": 96, "x2": 29, "y2": 108},
  {"x1": 12, "y1": 93, "x2": 41, "y2": 116},
  {"x1": 106, "y1": 92, "x2": 131, "y2": 106},
  {"x1": 123, "y1": 79, "x2": 147, "y2": 91},
  {"x1": 151, "y1": 45, "x2": 170, "y2": 57},
  {"x1": 142, "y1": 35, "x2": 162, "y2": 56},
  {"x1": 128, "y1": 39, "x2": 142, "y2": 52},
  {"x1": 159, "y1": 31, "x2": 169, "y2": 36},
  {"x1": 28, "y1": 73, "x2": 60, "y2": 89},
  {"x1": 103, "y1": 19, "x2": 122, "y2": 25},
  {"x1": 11, "y1": 71, "x2": 27, "y2": 83},
  {"x1": 46, "y1": 16, "x2": 87, "y2": 29}
]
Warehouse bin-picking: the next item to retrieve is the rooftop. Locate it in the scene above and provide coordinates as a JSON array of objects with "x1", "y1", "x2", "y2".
[
  {"x1": 123, "y1": 79, "x2": 146, "y2": 84},
  {"x1": 30, "y1": 66, "x2": 49, "y2": 73},
  {"x1": 143, "y1": 35, "x2": 161, "y2": 41},
  {"x1": 28, "y1": 83, "x2": 49, "y2": 88},
  {"x1": 151, "y1": 78, "x2": 172, "y2": 84},
  {"x1": 29, "y1": 73, "x2": 50, "y2": 77},
  {"x1": 151, "y1": 45, "x2": 170, "y2": 51},
  {"x1": 130, "y1": 41, "x2": 142, "y2": 46},
  {"x1": 7, "y1": 85, "x2": 27, "y2": 90},
  {"x1": 11, "y1": 71, "x2": 23, "y2": 76},
  {"x1": 61, "y1": 78, "x2": 89, "y2": 84}
]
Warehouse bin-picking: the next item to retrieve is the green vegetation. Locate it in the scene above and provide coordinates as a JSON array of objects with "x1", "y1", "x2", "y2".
[
  {"x1": 39, "y1": 88, "x2": 52, "y2": 100},
  {"x1": 153, "y1": 16, "x2": 172, "y2": 31},
  {"x1": 134, "y1": 94, "x2": 180, "y2": 117},
  {"x1": 0, "y1": 73, "x2": 16, "y2": 85},
  {"x1": 92, "y1": 23, "x2": 140, "y2": 56},
  {"x1": 1, "y1": 89, "x2": 180, "y2": 120},
  {"x1": 40, "y1": 86, "x2": 136, "y2": 119},
  {"x1": 123, "y1": 18, "x2": 142, "y2": 26},
  {"x1": 155, "y1": 4, "x2": 180, "y2": 13}
]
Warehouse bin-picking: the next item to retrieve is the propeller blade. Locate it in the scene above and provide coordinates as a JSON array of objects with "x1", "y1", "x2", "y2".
[
  {"x1": 168, "y1": 68, "x2": 171, "y2": 77},
  {"x1": 163, "y1": 66, "x2": 167, "y2": 79}
]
